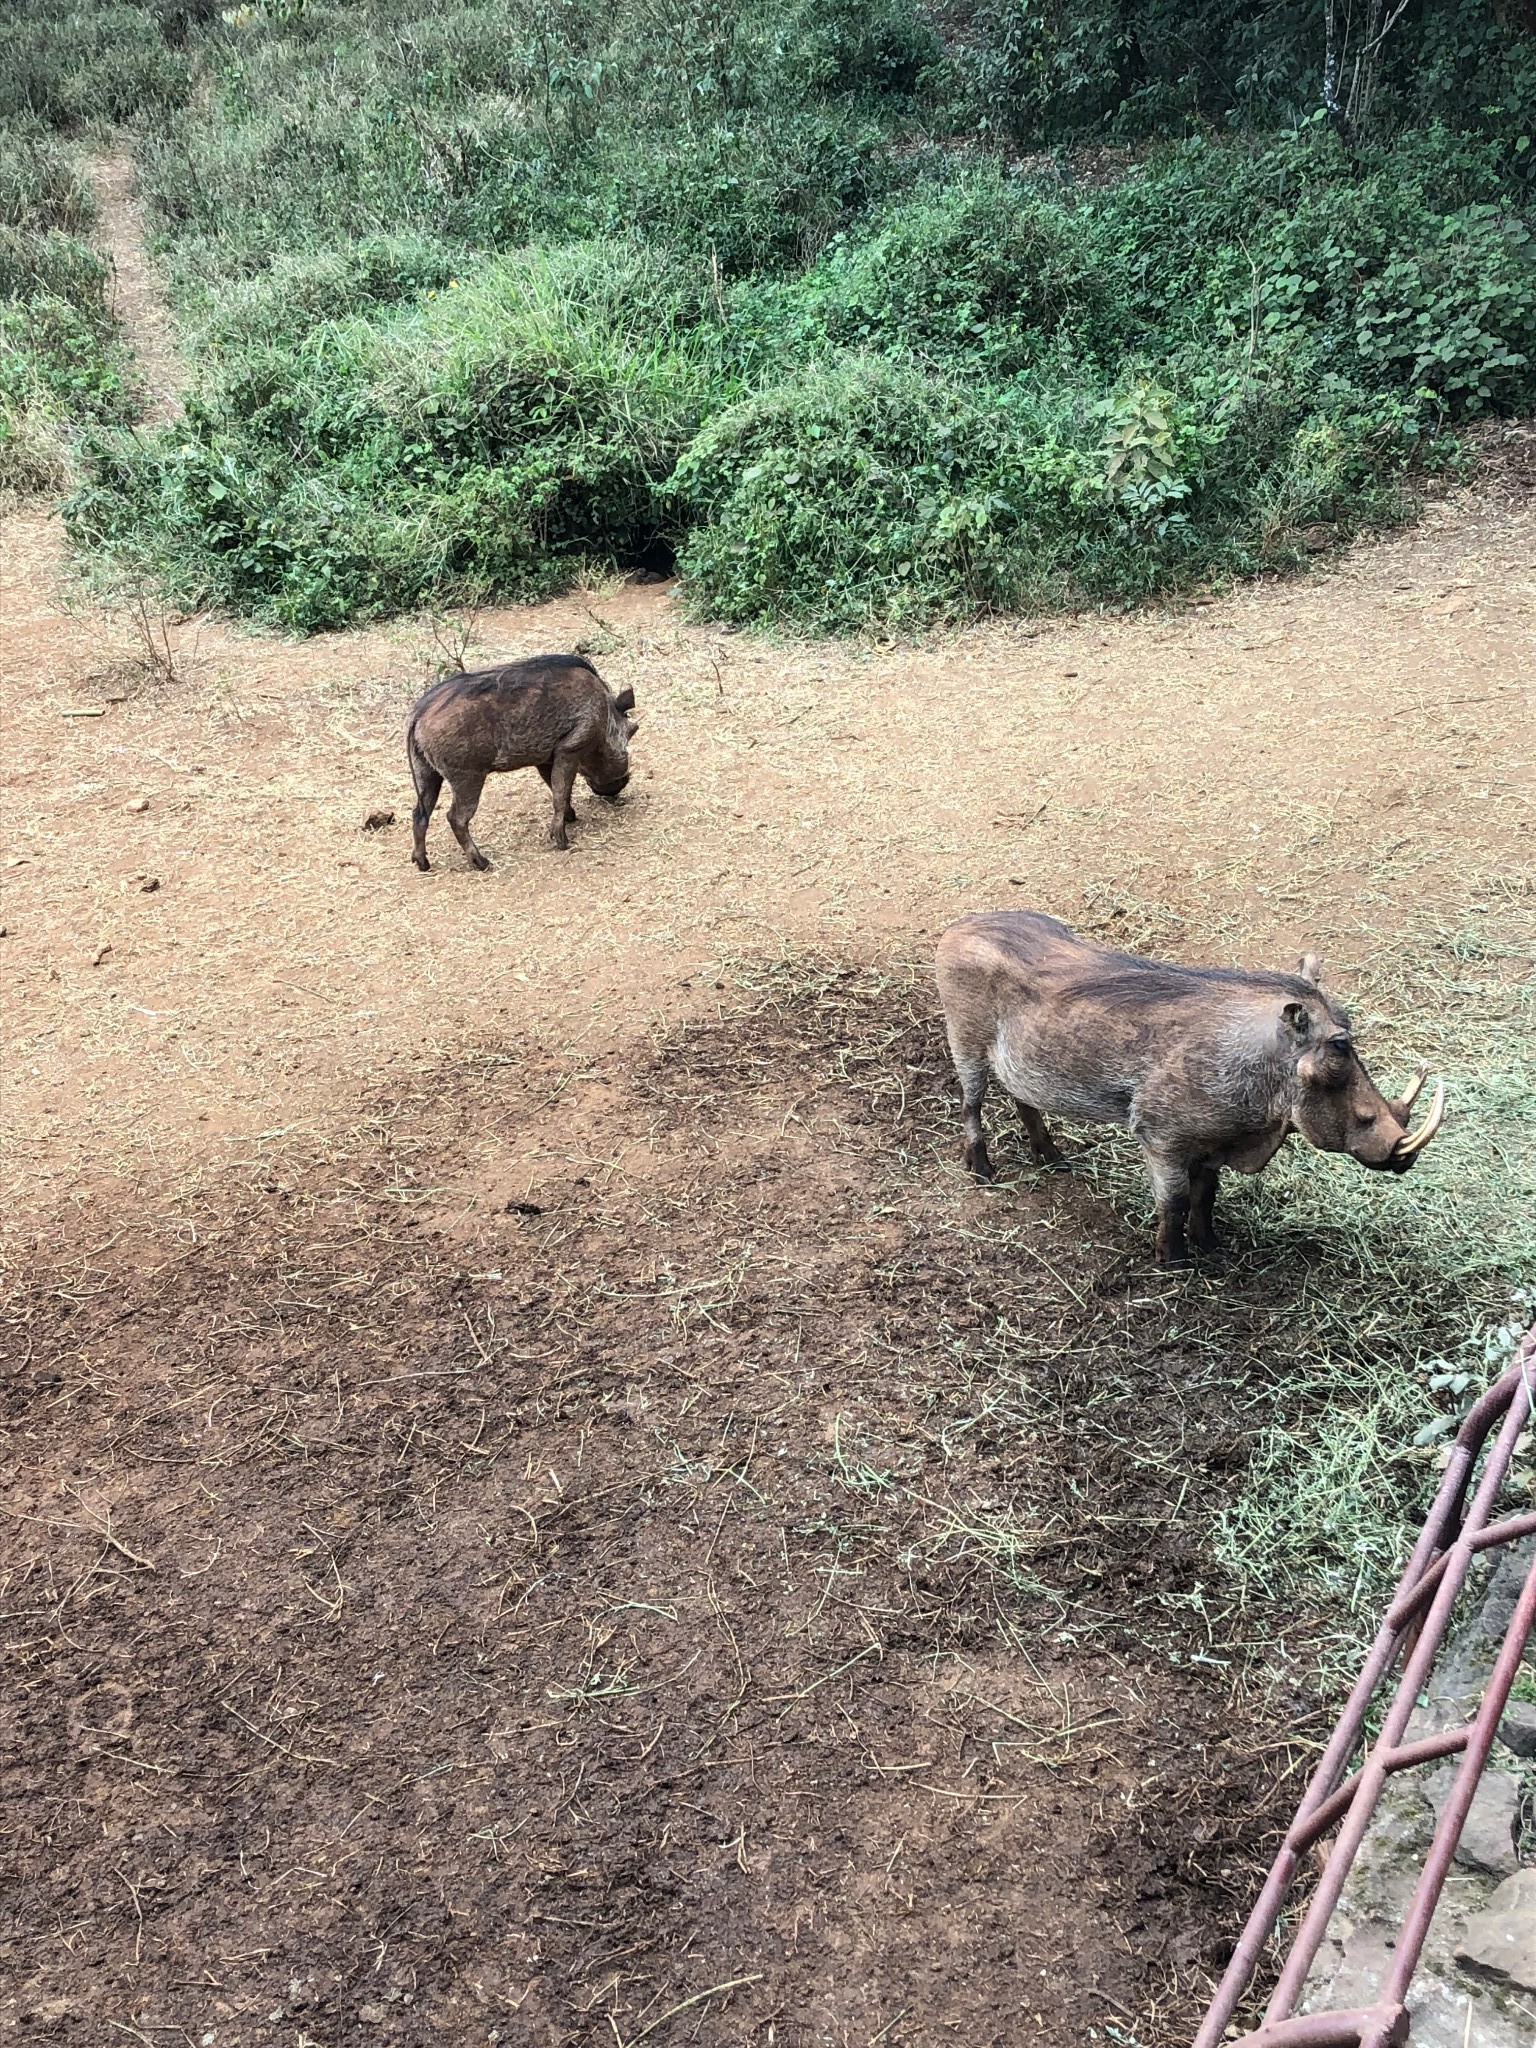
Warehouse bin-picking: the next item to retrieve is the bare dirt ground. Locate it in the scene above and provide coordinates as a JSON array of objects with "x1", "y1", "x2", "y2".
[{"x1": 3, "y1": 157, "x2": 1535, "y2": 2048}]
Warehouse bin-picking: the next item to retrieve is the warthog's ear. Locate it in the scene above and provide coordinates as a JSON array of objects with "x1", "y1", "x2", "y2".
[
  {"x1": 1281, "y1": 1000, "x2": 1313, "y2": 1041},
  {"x1": 1299, "y1": 953, "x2": 1323, "y2": 986},
  {"x1": 614, "y1": 685, "x2": 636, "y2": 713}
]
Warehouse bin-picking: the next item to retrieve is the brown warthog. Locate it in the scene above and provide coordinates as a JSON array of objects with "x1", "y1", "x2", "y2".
[
  {"x1": 935, "y1": 910, "x2": 1445, "y2": 1264},
  {"x1": 406, "y1": 654, "x2": 638, "y2": 872}
]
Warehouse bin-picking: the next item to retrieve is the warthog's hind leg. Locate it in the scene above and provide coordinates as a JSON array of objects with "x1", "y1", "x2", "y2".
[
  {"x1": 954, "y1": 1051, "x2": 994, "y2": 1181},
  {"x1": 1016, "y1": 1101, "x2": 1065, "y2": 1168},
  {"x1": 446, "y1": 772, "x2": 491, "y2": 871},
  {"x1": 411, "y1": 760, "x2": 443, "y2": 871},
  {"x1": 1188, "y1": 1162, "x2": 1221, "y2": 1254}
]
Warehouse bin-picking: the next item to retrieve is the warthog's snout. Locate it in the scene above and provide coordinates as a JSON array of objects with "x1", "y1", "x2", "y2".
[{"x1": 590, "y1": 771, "x2": 630, "y2": 802}]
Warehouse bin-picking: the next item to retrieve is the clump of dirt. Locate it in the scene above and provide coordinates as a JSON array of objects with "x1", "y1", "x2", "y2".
[{"x1": 2, "y1": 963, "x2": 1328, "y2": 2048}]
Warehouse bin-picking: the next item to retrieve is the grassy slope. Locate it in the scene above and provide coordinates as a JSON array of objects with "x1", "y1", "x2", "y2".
[{"x1": 22, "y1": 0, "x2": 1536, "y2": 631}]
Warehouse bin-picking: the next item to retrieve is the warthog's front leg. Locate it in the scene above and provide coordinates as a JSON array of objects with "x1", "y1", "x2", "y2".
[
  {"x1": 538, "y1": 760, "x2": 578, "y2": 825},
  {"x1": 546, "y1": 752, "x2": 579, "y2": 850},
  {"x1": 1188, "y1": 1162, "x2": 1221, "y2": 1254},
  {"x1": 1143, "y1": 1151, "x2": 1193, "y2": 1266},
  {"x1": 446, "y1": 771, "x2": 491, "y2": 871}
]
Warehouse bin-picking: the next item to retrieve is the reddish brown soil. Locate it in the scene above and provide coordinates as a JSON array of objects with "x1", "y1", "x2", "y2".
[{"x1": 4, "y1": 968, "x2": 1326, "y2": 2048}]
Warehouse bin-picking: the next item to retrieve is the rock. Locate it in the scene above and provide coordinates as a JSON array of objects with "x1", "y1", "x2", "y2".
[
  {"x1": 1457, "y1": 1869, "x2": 1536, "y2": 1993},
  {"x1": 357, "y1": 2006, "x2": 385, "y2": 2026},
  {"x1": 362, "y1": 809, "x2": 395, "y2": 831},
  {"x1": 1425, "y1": 1760, "x2": 1521, "y2": 1877},
  {"x1": 125, "y1": 797, "x2": 149, "y2": 813},
  {"x1": 139, "y1": 876, "x2": 160, "y2": 893},
  {"x1": 1435, "y1": 1767, "x2": 1521, "y2": 1879},
  {"x1": 1499, "y1": 1700, "x2": 1536, "y2": 1758}
]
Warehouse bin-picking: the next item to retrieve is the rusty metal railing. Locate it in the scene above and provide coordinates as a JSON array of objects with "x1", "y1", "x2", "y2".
[{"x1": 1194, "y1": 1324, "x2": 1536, "y2": 2048}]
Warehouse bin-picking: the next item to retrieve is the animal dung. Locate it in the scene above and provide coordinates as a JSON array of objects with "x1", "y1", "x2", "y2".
[{"x1": 361, "y1": 809, "x2": 395, "y2": 831}]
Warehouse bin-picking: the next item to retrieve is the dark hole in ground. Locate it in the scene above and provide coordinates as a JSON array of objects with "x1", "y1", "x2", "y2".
[
  {"x1": 1, "y1": 961, "x2": 1359, "y2": 2048},
  {"x1": 623, "y1": 531, "x2": 678, "y2": 581}
]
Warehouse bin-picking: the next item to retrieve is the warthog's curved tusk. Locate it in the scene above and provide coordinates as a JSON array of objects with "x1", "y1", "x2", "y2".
[
  {"x1": 1393, "y1": 1065, "x2": 1428, "y2": 1117},
  {"x1": 1393, "y1": 1077, "x2": 1445, "y2": 1162}
]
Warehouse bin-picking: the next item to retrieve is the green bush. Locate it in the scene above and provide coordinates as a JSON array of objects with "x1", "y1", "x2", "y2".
[
  {"x1": 601, "y1": 111, "x2": 887, "y2": 274},
  {"x1": 179, "y1": 235, "x2": 465, "y2": 355},
  {"x1": 0, "y1": 132, "x2": 98, "y2": 232},
  {"x1": 0, "y1": 133, "x2": 131, "y2": 498},
  {"x1": 69, "y1": 245, "x2": 717, "y2": 627},
  {"x1": 0, "y1": 3, "x2": 188, "y2": 127},
  {"x1": 669, "y1": 337, "x2": 1426, "y2": 631},
  {"x1": 727, "y1": 167, "x2": 1118, "y2": 377},
  {"x1": 15, "y1": 0, "x2": 1535, "y2": 631}
]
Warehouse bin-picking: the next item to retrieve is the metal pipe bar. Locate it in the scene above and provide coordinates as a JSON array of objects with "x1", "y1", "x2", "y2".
[
  {"x1": 1285, "y1": 1727, "x2": 1470, "y2": 1858},
  {"x1": 1384, "y1": 1507, "x2": 1536, "y2": 1629},
  {"x1": 1264, "y1": 1367, "x2": 1534, "y2": 2020},
  {"x1": 1193, "y1": 1326, "x2": 1536, "y2": 2048},
  {"x1": 1387, "y1": 1530, "x2": 1536, "y2": 1999}
]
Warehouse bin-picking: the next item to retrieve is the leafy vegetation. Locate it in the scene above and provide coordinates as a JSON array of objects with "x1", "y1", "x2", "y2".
[
  {"x1": 0, "y1": 131, "x2": 133, "y2": 498},
  {"x1": 5, "y1": 0, "x2": 1536, "y2": 626}
]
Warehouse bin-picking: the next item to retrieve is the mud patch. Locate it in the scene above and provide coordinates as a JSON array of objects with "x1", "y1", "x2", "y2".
[{"x1": 3, "y1": 967, "x2": 1337, "y2": 2048}]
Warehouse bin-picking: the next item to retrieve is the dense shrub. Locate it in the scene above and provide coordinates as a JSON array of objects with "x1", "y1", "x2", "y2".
[
  {"x1": 0, "y1": 3, "x2": 189, "y2": 127},
  {"x1": 179, "y1": 235, "x2": 465, "y2": 356},
  {"x1": 726, "y1": 169, "x2": 1119, "y2": 378},
  {"x1": 5, "y1": 0, "x2": 1532, "y2": 628},
  {"x1": 670, "y1": 336, "x2": 1428, "y2": 630},
  {"x1": 0, "y1": 133, "x2": 98, "y2": 232},
  {"x1": 70, "y1": 247, "x2": 716, "y2": 627}
]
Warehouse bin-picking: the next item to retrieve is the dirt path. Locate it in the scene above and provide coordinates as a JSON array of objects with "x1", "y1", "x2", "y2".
[
  {"x1": 83, "y1": 149, "x2": 185, "y2": 422},
  {"x1": 2, "y1": 479, "x2": 1532, "y2": 1225}
]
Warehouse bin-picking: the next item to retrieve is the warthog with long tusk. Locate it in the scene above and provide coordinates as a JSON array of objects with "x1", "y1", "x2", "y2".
[{"x1": 935, "y1": 909, "x2": 1446, "y2": 1265}]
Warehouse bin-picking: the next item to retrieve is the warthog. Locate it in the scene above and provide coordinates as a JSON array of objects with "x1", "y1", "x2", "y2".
[
  {"x1": 406, "y1": 654, "x2": 638, "y2": 872},
  {"x1": 935, "y1": 909, "x2": 1445, "y2": 1264}
]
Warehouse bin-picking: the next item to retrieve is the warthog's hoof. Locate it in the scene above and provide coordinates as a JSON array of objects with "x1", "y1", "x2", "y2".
[
  {"x1": 412, "y1": 853, "x2": 430, "y2": 872},
  {"x1": 549, "y1": 833, "x2": 569, "y2": 852},
  {"x1": 468, "y1": 851, "x2": 491, "y2": 871},
  {"x1": 962, "y1": 1143, "x2": 995, "y2": 1182}
]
